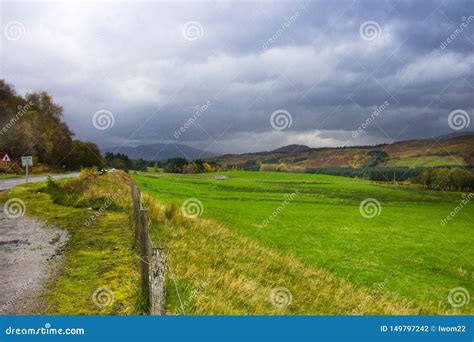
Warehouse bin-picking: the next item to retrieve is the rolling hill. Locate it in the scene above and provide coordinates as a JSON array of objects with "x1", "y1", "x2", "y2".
[{"x1": 206, "y1": 134, "x2": 474, "y2": 169}]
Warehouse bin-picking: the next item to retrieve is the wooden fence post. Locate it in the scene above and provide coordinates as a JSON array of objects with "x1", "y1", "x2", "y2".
[
  {"x1": 133, "y1": 181, "x2": 166, "y2": 315},
  {"x1": 149, "y1": 246, "x2": 166, "y2": 315},
  {"x1": 139, "y1": 208, "x2": 149, "y2": 298}
]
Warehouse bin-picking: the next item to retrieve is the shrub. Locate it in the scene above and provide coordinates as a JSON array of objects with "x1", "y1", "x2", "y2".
[
  {"x1": 164, "y1": 158, "x2": 189, "y2": 173},
  {"x1": 260, "y1": 164, "x2": 279, "y2": 172},
  {"x1": 242, "y1": 160, "x2": 259, "y2": 171},
  {"x1": 203, "y1": 162, "x2": 214, "y2": 172},
  {"x1": 46, "y1": 175, "x2": 59, "y2": 190},
  {"x1": 79, "y1": 167, "x2": 100, "y2": 180},
  {"x1": 277, "y1": 163, "x2": 290, "y2": 172}
]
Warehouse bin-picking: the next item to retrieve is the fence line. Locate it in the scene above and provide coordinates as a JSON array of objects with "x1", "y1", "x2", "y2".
[{"x1": 131, "y1": 181, "x2": 166, "y2": 315}]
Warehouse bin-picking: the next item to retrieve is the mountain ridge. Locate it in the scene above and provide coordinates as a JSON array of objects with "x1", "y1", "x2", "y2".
[
  {"x1": 205, "y1": 135, "x2": 474, "y2": 169},
  {"x1": 104, "y1": 134, "x2": 473, "y2": 169},
  {"x1": 103, "y1": 143, "x2": 217, "y2": 161}
]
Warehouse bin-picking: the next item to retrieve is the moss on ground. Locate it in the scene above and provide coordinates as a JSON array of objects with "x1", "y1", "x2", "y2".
[{"x1": 0, "y1": 171, "x2": 143, "y2": 315}]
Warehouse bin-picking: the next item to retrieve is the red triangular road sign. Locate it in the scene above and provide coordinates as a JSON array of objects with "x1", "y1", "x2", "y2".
[{"x1": 2, "y1": 154, "x2": 11, "y2": 162}]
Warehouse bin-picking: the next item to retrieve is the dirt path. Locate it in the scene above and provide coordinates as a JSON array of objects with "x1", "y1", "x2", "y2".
[{"x1": 0, "y1": 211, "x2": 68, "y2": 315}]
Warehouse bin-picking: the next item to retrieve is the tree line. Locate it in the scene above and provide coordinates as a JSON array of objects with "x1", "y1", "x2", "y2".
[
  {"x1": 306, "y1": 166, "x2": 473, "y2": 190},
  {"x1": 0, "y1": 80, "x2": 102, "y2": 172},
  {"x1": 414, "y1": 167, "x2": 474, "y2": 191},
  {"x1": 162, "y1": 158, "x2": 221, "y2": 173},
  {"x1": 104, "y1": 152, "x2": 148, "y2": 171}
]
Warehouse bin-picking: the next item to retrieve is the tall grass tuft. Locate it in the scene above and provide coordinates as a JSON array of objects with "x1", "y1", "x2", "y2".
[{"x1": 164, "y1": 201, "x2": 179, "y2": 221}]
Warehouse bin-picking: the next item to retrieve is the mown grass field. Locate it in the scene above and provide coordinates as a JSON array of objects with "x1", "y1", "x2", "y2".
[{"x1": 135, "y1": 170, "x2": 473, "y2": 314}]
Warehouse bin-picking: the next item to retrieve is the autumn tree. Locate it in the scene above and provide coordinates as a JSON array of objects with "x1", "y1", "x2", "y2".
[{"x1": 0, "y1": 80, "x2": 103, "y2": 170}]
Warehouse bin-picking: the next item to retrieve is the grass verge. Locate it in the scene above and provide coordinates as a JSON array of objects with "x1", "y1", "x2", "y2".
[{"x1": 0, "y1": 170, "x2": 143, "y2": 314}]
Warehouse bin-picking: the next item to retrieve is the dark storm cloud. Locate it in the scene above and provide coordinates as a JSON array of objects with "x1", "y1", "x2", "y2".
[{"x1": 1, "y1": 0, "x2": 473, "y2": 153}]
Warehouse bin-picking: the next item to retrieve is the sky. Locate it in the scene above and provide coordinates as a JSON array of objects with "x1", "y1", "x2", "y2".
[{"x1": 1, "y1": 0, "x2": 473, "y2": 155}]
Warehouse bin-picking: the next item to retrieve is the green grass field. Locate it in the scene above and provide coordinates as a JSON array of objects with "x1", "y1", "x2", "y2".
[
  {"x1": 387, "y1": 155, "x2": 465, "y2": 167},
  {"x1": 135, "y1": 170, "x2": 473, "y2": 314}
]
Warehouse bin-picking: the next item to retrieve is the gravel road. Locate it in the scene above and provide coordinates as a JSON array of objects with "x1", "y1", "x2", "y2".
[{"x1": 0, "y1": 211, "x2": 68, "y2": 315}]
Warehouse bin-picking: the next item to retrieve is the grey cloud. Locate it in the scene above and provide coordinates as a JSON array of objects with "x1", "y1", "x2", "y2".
[{"x1": 1, "y1": 0, "x2": 473, "y2": 153}]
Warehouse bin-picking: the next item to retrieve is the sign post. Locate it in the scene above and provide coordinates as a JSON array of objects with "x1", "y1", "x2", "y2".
[{"x1": 21, "y1": 156, "x2": 33, "y2": 184}]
